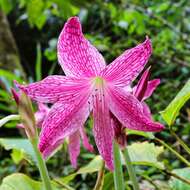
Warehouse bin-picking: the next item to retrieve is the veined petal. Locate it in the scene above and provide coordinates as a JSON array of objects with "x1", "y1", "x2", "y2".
[
  {"x1": 142, "y1": 79, "x2": 160, "y2": 101},
  {"x1": 92, "y1": 85, "x2": 114, "y2": 170},
  {"x1": 79, "y1": 127, "x2": 94, "y2": 152},
  {"x1": 39, "y1": 95, "x2": 91, "y2": 158},
  {"x1": 57, "y1": 17, "x2": 106, "y2": 77},
  {"x1": 142, "y1": 102, "x2": 152, "y2": 119},
  {"x1": 68, "y1": 131, "x2": 80, "y2": 168},
  {"x1": 107, "y1": 86, "x2": 164, "y2": 132},
  {"x1": 16, "y1": 76, "x2": 91, "y2": 103},
  {"x1": 101, "y1": 37, "x2": 152, "y2": 87},
  {"x1": 35, "y1": 103, "x2": 49, "y2": 128}
]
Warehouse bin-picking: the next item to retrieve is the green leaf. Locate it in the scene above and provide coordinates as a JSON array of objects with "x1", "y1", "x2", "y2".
[
  {"x1": 161, "y1": 80, "x2": 190, "y2": 126},
  {"x1": 0, "y1": 69, "x2": 23, "y2": 83},
  {"x1": 0, "y1": 0, "x2": 13, "y2": 14},
  {"x1": 0, "y1": 138, "x2": 37, "y2": 164},
  {"x1": 11, "y1": 149, "x2": 24, "y2": 164},
  {"x1": 102, "y1": 172, "x2": 114, "y2": 190},
  {"x1": 0, "y1": 173, "x2": 59, "y2": 190},
  {"x1": 126, "y1": 129, "x2": 155, "y2": 139},
  {"x1": 127, "y1": 141, "x2": 164, "y2": 169},
  {"x1": 59, "y1": 156, "x2": 103, "y2": 184},
  {"x1": 27, "y1": 0, "x2": 47, "y2": 29},
  {"x1": 169, "y1": 168, "x2": 190, "y2": 190}
]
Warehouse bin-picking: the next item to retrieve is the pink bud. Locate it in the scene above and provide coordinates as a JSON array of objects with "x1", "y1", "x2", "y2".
[{"x1": 11, "y1": 88, "x2": 20, "y2": 105}]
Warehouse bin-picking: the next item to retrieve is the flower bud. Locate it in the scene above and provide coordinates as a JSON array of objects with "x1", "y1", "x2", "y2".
[
  {"x1": 134, "y1": 67, "x2": 151, "y2": 101},
  {"x1": 12, "y1": 89, "x2": 36, "y2": 139}
]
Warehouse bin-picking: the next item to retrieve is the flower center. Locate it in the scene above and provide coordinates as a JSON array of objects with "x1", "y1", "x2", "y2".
[{"x1": 93, "y1": 76, "x2": 105, "y2": 87}]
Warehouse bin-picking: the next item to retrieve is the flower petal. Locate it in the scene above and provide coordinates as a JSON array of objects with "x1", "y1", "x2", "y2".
[
  {"x1": 107, "y1": 86, "x2": 164, "y2": 132},
  {"x1": 133, "y1": 67, "x2": 150, "y2": 101},
  {"x1": 142, "y1": 79, "x2": 160, "y2": 101},
  {"x1": 102, "y1": 37, "x2": 152, "y2": 87},
  {"x1": 79, "y1": 127, "x2": 94, "y2": 152},
  {"x1": 68, "y1": 131, "x2": 80, "y2": 168},
  {"x1": 35, "y1": 103, "x2": 49, "y2": 128},
  {"x1": 142, "y1": 102, "x2": 152, "y2": 119},
  {"x1": 57, "y1": 17, "x2": 106, "y2": 77},
  {"x1": 16, "y1": 76, "x2": 91, "y2": 103},
  {"x1": 92, "y1": 87, "x2": 114, "y2": 170},
  {"x1": 39, "y1": 96, "x2": 91, "y2": 158}
]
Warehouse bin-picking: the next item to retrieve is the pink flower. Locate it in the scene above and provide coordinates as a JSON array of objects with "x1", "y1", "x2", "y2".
[{"x1": 16, "y1": 17, "x2": 164, "y2": 170}]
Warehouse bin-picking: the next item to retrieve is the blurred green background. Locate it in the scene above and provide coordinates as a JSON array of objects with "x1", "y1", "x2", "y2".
[{"x1": 1, "y1": 0, "x2": 190, "y2": 189}]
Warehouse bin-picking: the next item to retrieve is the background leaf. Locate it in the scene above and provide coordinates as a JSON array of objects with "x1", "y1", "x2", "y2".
[
  {"x1": 127, "y1": 141, "x2": 164, "y2": 169},
  {"x1": 169, "y1": 168, "x2": 190, "y2": 190},
  {"x1": 161, "y1": 80, "x2": 190, "y2": 126},
  {"x1": 0, "y1": 138, "x2": 37, "y2": 164},
  {"x1": 58, "y1": 156, "x2": 103, "y2": 184},
  {"x1": 0, "y1": 173, "x2": 59, "y2": 190}
]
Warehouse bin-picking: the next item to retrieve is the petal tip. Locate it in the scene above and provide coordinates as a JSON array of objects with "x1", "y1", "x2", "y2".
[
  {"x1": 144, "y1": 36, "x2": 152, "y2": 55},
  {"x1": 11, "y1": 88, "x2": 19, "y2": 104},
  {"x1": 151, "y1": 122, "x2": 165, "y2": 132},
  {"x1": 65, "y1": 16, "x2": 81, "y2": 30}
]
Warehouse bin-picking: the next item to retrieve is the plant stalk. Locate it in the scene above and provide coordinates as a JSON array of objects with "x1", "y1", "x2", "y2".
[
  {"x1": 93, "y1": 161, "x2": 105, "y2": 190},
  {"x1": 31, "y1": 137, "x2": 52, "y2": 190},
  {"x1": 170, "y1": 129, "x2": 190, "y2": 155},
  {"x1": 123, "y1": 147, "x2": 140, "y2": 190},
  {"x1": 155, "y1": 138, "x2": 190, "y2": 167},
  {"x1": 161, "y1": 168, "x2": 190, "y2": 185},
  {"x1": 113, "y1": 141, "x2": 125, "y2": 190}
]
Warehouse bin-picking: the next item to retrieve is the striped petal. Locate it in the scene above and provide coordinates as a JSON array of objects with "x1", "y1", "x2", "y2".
[
  {"x1": 102, "y1": 37, "x2": 152, "y2": 87},
  {"x1": 142, "y1": 102, "x2": 152, "y2": 119},
  {"x1": 39, "y1": 95, "x2": 91, "y2": 158},
  {"x1": 142, "y1": 79, "x2": 160, "y2": 101},
  {"x1": 16, "y1": 76, "x2": 91, "y2": 103},
  {"x1": 35, "y1": 103, "x2": 49, "y2": 128},
  {"x1": 107, "y1": 86, "x2": 164, "y2": 132},
  {"x1": 57, "y1": 17, "x2": 106, "y2": 77},
  {"x1": 79, "y1": 127, "x2": 94, "y2": 152},
  {"x1": 92, "y1": 86, "x2": 114, "y2": 170},
  {"x1": 68, "y1": 131, "x2": 81, "y2": 168}
]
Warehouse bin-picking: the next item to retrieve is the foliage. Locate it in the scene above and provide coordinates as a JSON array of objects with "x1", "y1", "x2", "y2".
[{"x1": 161, "y1": 79, "x2": 190, "y2": 126}]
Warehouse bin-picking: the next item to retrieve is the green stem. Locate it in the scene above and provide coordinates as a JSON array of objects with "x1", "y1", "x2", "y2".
[
  {"x1": 93, "y1": 161, "x2": 105, "y2": 190},
  {"x1": 170, "y1": 129, "x2": 190, "y2": 155},
  {"x1": 0, "y1": 114, "x2": 20, "y2": 127},
  {"x1": 31, "y1": 138, "x2": 52, "y2": 190},
  {"x1": 161, "y1": 168, "x2": 190, "y2": 185},
  {"x1": 123, "y1": 147, "x2": 140, "y2": 190},
  {"x1": 113, "y1": 141, "x2": 125, "y2": 190},
  {"x1": 155, "y1": 138, "x2": 190, "y2": 167}
]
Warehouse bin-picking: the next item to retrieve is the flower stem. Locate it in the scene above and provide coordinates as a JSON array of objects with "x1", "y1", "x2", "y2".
[
  {"x1": 93, "y1": 161, "x2": 105, "y2": 190},
  {"x1": 170, "y1": 129, "x2": 190, "y2": 155},
  {"x1": 155, "y1": 138, "x2": 190, "y2": 167},
  {"x1": 123, "y1": 147, "x2": 140, "y2": 190},
  {"x1": 113, "y1": 141, "x2": 125, "y2": 190},
  {"x1": 31, "y1": 137, "x2": 52, "y2": 190}
]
